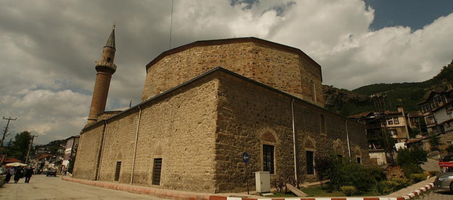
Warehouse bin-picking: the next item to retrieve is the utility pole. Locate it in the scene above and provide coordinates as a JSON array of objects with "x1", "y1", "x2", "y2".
[
  {"x1": 1, "y1": 117, "x2": 17, "y2": 148},
  {"x1": 25, "y1": 134, "x2": 38, "y2": 164}
]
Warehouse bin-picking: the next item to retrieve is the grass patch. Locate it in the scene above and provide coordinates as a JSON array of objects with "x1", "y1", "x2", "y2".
[
  {"x1": 301, "y1": 186, "x2": 380, "y2": 197},
  {"x1": 301, "y1": 186, "x2": 345, "y2": 197},
  {"x1": 266, "y1": 192, "x2": 296, "y2": 197}
]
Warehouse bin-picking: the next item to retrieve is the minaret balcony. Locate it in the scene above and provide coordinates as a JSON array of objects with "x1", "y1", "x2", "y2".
[{"x1": 95, "y1": 61, "x2": 117, "y2": 72}]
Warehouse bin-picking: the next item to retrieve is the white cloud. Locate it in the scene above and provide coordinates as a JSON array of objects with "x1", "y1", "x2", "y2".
[{"x1": 0, "y1": 0, "x2": 452, "y2": 144}]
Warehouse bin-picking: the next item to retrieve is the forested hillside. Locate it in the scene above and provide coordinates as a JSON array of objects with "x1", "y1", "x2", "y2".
[{"x1": 323, "y1": 60, "x2": 453, "y2": 116}]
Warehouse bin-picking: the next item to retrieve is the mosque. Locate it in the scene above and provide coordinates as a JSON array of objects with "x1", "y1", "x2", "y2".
[{"x1": 73, "y1": 26, "x2": 369, "y2": 193}]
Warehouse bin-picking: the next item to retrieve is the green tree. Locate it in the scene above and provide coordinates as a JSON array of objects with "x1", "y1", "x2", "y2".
[
  {"x1": 4, "y1": 131, "x2": 31, "y2": 161},
  {"x1": 408, "y1": 127, "x2": 420, "y2": 138},
  {"x1": 410, "y1": 146, "x2": 428, "y2": 165},
  {"x1": 397, "y1": 147, "x2": 427, "y2": 166},
  {"x1": 396, "y1": 147, "x2": 427, "y2": 177},
  {"x1": 314, "y1": 152, "x2": 334, "y2": 187}
]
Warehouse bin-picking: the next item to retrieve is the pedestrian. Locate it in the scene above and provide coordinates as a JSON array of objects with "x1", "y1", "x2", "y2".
[
  {"x1": 24, "y1": 167, "x2": 34, "y2": 183},
  {"x1": 14, "y1": 167, "x2": 23, "y2": 183},
  {"x1": 4, "y1": 167, "x2": 14, "y2": 183}
]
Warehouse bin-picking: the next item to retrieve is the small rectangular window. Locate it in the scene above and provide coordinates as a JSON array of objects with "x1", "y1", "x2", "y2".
[
  {"x1": 357, "y1": 157, "x2": 361, "y2": 164},
  {"x1": 152, "y1": 158, "x2": 162, "y2": 185},
  {"x1": 306, "y1": 151, "x2": 314, "y2": 175},
  {"x1": 387, "y1": 118, "x2": 393, "y2": 125},
  {"x1": 393, "y1": 117, "x2": 399, "y2": 124},
  {"x1": 263, "y1": 145, "x2": 274, "y2": 174},
  {"x1": 115, "y1": 161, "x2": 121, "y2": 181}
]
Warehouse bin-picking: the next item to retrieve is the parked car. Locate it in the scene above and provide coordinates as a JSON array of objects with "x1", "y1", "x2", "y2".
[
  {"x1": 434, "y1": 172, "x2": 453, "y2": 192},
  {"x1": 46, "y1": 169, "x2": 57, "y2": 177}
]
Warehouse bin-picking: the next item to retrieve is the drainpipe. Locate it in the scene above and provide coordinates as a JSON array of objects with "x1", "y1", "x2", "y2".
[
  {"x1": 131, "y1": 106, "x2": 142, "y2": 184},
  {"x1": 291, "y1": 99, "x2": 299, "y2": 187},
  {"x1": 345, "y1": 119, "x2": 351, "y2": 162},
  {"x1": 95, "y1": 120, "x2": 107, "y2": 180}
]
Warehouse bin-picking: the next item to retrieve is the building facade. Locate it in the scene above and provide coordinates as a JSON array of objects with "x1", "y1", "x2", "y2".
[
  {"x1": 73, "y1": 30, "x2": 369, "y2": 193},
  {"x1": 419, "y1": 86, "x2": 453, "y2": 154},
  {"x1": 62, "y1": 136, "x2": 79, "y2": 169},
  {"x1": 349, "y1": 107, "x2": 411, "y2": 165}
]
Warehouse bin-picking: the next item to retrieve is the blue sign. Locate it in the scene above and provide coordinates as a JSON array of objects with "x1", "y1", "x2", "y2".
[{"x1": 242, "y1": 152, "x2": 250, "y2": 164}]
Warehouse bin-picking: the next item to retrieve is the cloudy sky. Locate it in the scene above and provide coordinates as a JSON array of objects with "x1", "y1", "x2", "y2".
[{"x1": 1, "y1": 0, "x2": 452, "y2": 145}]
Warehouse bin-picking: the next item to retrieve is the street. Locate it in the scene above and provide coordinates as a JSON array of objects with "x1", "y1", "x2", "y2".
[
  {"x1": 0, "y1": 174, "x2": 169, "y2": 200},
  {"x1": 415, "y1": 190, "x2": 453, "y2": 200}
]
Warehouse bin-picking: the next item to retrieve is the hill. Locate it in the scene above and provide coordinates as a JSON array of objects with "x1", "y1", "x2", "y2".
[{"x1": 323, "y1": 60, "x2": 453, "y2": 116}]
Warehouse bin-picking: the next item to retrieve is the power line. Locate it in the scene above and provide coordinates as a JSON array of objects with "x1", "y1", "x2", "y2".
[{"x1": 0, "y1": 97, "x2": 28, "y2": 131}]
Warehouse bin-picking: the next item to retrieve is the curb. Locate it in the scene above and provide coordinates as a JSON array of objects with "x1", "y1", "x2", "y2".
[
  {"x1": 210, "y1": 183, "x2": 435, "y2": 200},
  {"x1": 401, "y1": 183, "x2": 434, "y2": 200},
  {"x1": 62, "y1": 177, "x2": 435, "y2": 200}
]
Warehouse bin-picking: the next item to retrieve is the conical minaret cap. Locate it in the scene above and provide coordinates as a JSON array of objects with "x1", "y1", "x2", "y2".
[{"x1": 105, "y1": 24, "x2": 115, "y2": 49}]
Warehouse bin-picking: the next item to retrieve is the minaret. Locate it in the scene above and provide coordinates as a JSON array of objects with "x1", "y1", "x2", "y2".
[{"x1": 87, "y1": 25, "x2": 117, "y2": 125}]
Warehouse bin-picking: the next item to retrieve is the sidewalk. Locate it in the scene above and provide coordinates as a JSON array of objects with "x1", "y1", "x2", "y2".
[
  {"x1": 61, "y1": 176, "x2": 436, "y2": 200},
  {"x1": 384, "y1": 176, "x2": 436, "y2": 199}
]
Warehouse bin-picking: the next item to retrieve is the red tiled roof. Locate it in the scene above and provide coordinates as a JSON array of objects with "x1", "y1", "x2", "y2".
[
  {"x1": 349, "y1": 111, "x2": 374, "y2": 119},
  {"x1": 38, "y1": 153, "x2": 51, "y2": 160},
  {"x1": 4, "y1": 158, "x2": 22, "y2": 163}
]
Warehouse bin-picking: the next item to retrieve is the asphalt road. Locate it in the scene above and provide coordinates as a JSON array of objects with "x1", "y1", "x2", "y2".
[
  {"x1": 414, "y1": 190, "x2": 453, "y2": 200},
  {"x1": 0, "y1": 174, "x2": 168, "y2": 200}
]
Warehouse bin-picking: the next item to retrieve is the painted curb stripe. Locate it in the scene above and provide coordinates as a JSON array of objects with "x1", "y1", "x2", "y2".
[
  {"x1": 62, "y1": 177, "x2": 436, "y2": 200},
  {"x1": 227, "y1": 197, "x2": 243, "y2": 200}
]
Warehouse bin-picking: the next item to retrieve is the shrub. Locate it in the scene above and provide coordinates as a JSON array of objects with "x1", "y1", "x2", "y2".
[
  {"x1": 410, "y1": 173, "x2": 427, "y2": 183},
  {"x1": 410, "y1": 146, "x2": 428, "y2": 165},
  {"x1": 397, "y1": 147, "x2": 427, "y2": 166},
  {"x1": 340, "y1": 186, "x2": 357, "y2": 196},
  {"x1": 397, "y1": 148, "x2": 413, "y2": 166},
  {"x1": 368, "y1": 166, "x2": 386, "y2": 182},
  {"x1": 391, "y1": 178, "x2": 412, "y2": 190},
  {"x1": 326, "y1": 158, "x2": 344, "y2": 190},
  {"x1": 376, "y1": 181, "x2": 398, "y2": 194},
  {"x1": 428, "y1": 170, "x2": 440, "y2": 177},
  {"x1": 338, "y1": 162, "x2": 377, "y2": 192},
  {"x1": 401, "y1": 163, "x2": 423, "y2": 178},
  {"x1": 314, "y1": 153, "x2": 334, "y2": 186}
]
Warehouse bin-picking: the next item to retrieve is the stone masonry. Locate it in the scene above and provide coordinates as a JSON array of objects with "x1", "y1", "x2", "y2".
[
  {"x1": 74, "y1": 37, "x2": 369, "y2": 193},
  {"x1": 141, "y1": 38, "x2": 324, "y2": 107}
]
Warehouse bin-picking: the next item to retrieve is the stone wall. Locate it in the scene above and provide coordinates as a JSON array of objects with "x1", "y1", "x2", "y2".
[
  {"x1": 77, "y1": 77, "x2": 219, "y2": 193},
  {"x1": 142, "y1": 38, "x2": 323, "y2": 107},
  {"x1": 214, "y1": 72, "x2": 369, "y2": 192},
  {"x1": 73, "y1": 124, "x2": 103, "y2": 180},
  {"x1": 76, "y1": 68, "x2": 369, "y2": 193}
]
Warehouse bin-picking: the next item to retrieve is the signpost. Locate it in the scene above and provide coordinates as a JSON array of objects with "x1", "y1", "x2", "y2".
[{"x1": 242, "y1": 152, "x2": 250, "y2": 194}]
